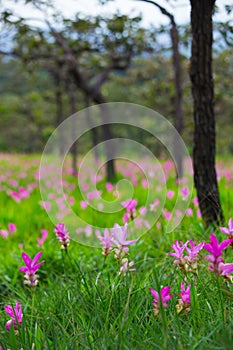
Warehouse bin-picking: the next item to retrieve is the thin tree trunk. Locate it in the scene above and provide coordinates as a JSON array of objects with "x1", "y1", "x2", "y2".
[
  {"x1": 85, "y1": 96, "x2": 100, "y2": 164},
  {"x1": 67, "y1": 80, "x2": 78, "y2": 176},
  {"x1": 54, "y1": 76, "x2": 65, "y2": 155},
  {"x1": 190, "y1": 0, "x2": 223, "y2": 225}
]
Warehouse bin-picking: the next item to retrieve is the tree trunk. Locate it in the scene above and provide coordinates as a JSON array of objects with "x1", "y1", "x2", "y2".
[
  {"x1": 170, "y1": 19, "x2": 184, "y2": 178},
  {"x1": 67, "y1": 80, "x2": 78, "y2": 176},
  {"x1": 85, "y1": 96, "x2": 100, "y2": 164},
  {"x1": 99, "y1": 103, "x2": 116, "y2": 182},
  {"x1": 190, "y1": 0, "x2": 223, "y2": 225},
  {"x1": 54, "y1": 76, "x2": 65, "y2": 155}
]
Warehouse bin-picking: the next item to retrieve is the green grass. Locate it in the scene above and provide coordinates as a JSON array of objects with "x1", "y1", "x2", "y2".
[{"x1": 0, "y1": 154, "x2": 233, "y2": 350}]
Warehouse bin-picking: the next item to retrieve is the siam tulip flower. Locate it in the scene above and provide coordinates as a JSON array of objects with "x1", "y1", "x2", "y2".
[
  {"x1": 185, "y1": 240, "x2": 204, "y2": 261},
  {"x1": 54, "y1": 223, "x2": 70, "y2": 249},
  {"x1": 150, "y1": 286, "x2": 173, "y2": 315},
  {"x1": 167, "y1": 190, "x2": 174, "y2": 199},
  {"x1": 119, "y1": 258, "x2": 135, "y2": 276},
  {"x1": 186, "y1": 208, "x2": 193, "y2": 217},
  {"x1": 220, "y1": 219, "x2": 233, "y2": 248},
  {"x1": 168, "y1": 239, "x2": 204, "y2": 274},
  {"x1": 0, "y1": 229, "x2": 9, "y2": 238},
  {"x1": 8, "y1": 223, "x2": 16, "y2": 234},
  {"x1": 37, "y1": 229, "x2": 48, "y2": 247},
  {"x1": 112, "y1": 224, "x2": 137, "y2": 260},
  {"x1": 121, "y1": 199, "x2": 137, "y2": 220},
  {"x1": 96, "y1": 229, "x2": 114, "y2": 256},
  {"x1": 106, "y1": 182, "x2": 114, "y2": 191},
  {"x1": 112, "y1": 224, "x2": 137, "y2": 248},
  {"x1": 168, "y1": 240, "x2": 188, "y2": 266},
  {"x1": 19, "y1": 251, "x2": 44, "y2": 287},
  {"x1": 218, "y1": 262, "x2": 233, "y2": 276},
  {"x1": 204, "y1": 233, "x2": 232, "y2": 275},
  {"x1": 176, "y1": 282, "x2": 191, "y2": 314},
  {"x1": 5, "y1": 301, "x2": 23, "y2": 332},
  {"x1": 80, "y1": 201, "x2": 88, "y2": 209},
  {"x1": 180, "y1": 187, "x2": 189, "y2": 200}
]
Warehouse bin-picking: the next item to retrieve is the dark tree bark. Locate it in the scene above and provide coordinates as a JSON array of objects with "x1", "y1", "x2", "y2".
[
  {"x1": 139, "y1": 0, "x2": 184, "y2": 177},
  {"x1": 190, "y1": 0, "x2": 224, "y2": 225},
  {"x1": 85, "y1": 96, "x2": 100, "y2": 164},
  {"x1": 54, "y1": 74, "x2": 65, "y2": 155},
  {"x1": 67, "y1": 79, "x2": 78, "y2": 176}
]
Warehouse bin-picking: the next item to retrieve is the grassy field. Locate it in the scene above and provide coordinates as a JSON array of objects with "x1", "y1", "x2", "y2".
[{"x1": 0, "y1": 153, "x2": 233, "y2": 350}]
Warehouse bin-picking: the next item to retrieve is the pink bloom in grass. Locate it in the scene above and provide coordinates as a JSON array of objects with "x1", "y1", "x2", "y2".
[
  {"x1": 186, "y1": 208, "x2": 193, "y2": 217},
  {"x1": 176, "y1": 282, "x2": 191, "y2": 314},
  {"x1": 112, "y1": 224, "x2": 137, "y2": 248},
  {"x1": 19, "y1": 251, "x2": 44, "y2": 287},
  {"x1": 96, "y1": 229, "x2": 114, "y2": 256},
  {"x1": 169, "y1": 239, "x2": 204, "y2": 274},
  {"x1": 180, "y1": 187, "x2": 189, "y2": 199},
  {"x1": 167, "y1": 190, "x2": 174, "y2": 199},
  {"x1": 119, "y1": 258, "x2": 136, "y2": 276},
  {"x1": 112, "y1": 224, "x2": 137, "y2": 260},
  {"x1": 37, "y1": 229, "x2": 48, "y2": 247},
  {"x1": 179, "y1": 283, "x2": 191, "y2": 305},
  {"x1": 54, "y1": 223, "x2": 70, "y2": 249},
  {"x1": 8, "y1": 222, "x2": 16, "y2": 234},
  {"x1": 218, "y1": 262, "x2": 233, "y2": 276},
  {"x1": 106, "y1": 182, "x2": 113, "y2": 191},
  {"x1": 185, "y1": 240, "x2": 204, "y2": 261},
  {"x1": 123, "y1": 212, "x2": 130, "y2": 224},
  {"x1": 0, "y1": 229, "x2": 9, "y2": 238},
  {"x1": 121, "y1": 199, "x2": 137, "y2": 213},
  {"x1": 204, "y1": 233, "x2": 232, "y2": 275},
  {"x1": 150, "y1": 286, "x2": 173, "y2": 315},
  {"x1": 220, "y1": 219, "x2": 233, "y2": 247},
  {"x1": 80, "y1": 201, "x2": 88, "y2": 209},
  {"x1": 5, "y1": 301, "x2": 23, "y2": 332},
  {"x1": 168, "y1": 240, "x2": 188, "y2": 265}
]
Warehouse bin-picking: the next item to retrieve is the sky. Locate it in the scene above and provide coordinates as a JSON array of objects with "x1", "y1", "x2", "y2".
[{"x1": 4, "y1": 0, "x2": 232, "y2": 27}]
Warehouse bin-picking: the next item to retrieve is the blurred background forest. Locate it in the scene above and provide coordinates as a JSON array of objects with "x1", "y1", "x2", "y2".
[{"x1": 0, "y1": 0, "x2": 232, "y2": 155}]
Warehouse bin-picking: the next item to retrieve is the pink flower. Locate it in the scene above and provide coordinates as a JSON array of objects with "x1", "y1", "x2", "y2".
[
  {"x1": 150, "y1": 286, "x2": 173, "y2": 314},
  {"x1": 167, "y1": 190, "x2": 174, "y2": 199},
  {"x1": 106, "y1": 182, "x2": 113, "y2": 191},
  {"x1": 204, "y1": 234, "x2": 232, "y2": 274},
  {"x1": 8, "y1": 222, "x2": 16, "y2": 234},
  {"x1": 168, "y1": 240, "x2": 188, "y2": 265},
  {"x1": 96, "y1": 229, "x2": 113, "y2": 256},
  {"x1": 218, "y1": 262, "x2": 233, "y2": 276},
  {"x1": 121, "y1": 199, "x2": 137, "y2": 213},
  {"x1": 220, "y1": 218, "x2": 233, "y2": 237},
  {"x1": 186, "y1": 208, "x2": 193, "y2": 217},
  {"x1": 204, "y1": 233, "x2": 232, "y2": 259},
  {"x1": 80, "y1": 201, "x2": 88, "y2": 209},
  {"x1": 54, "y1": 223, "x2": 70, "y2": 249},
  {"x1": 176, "y1": 282, "x2": 192, "y2": 314},
  {"x1": 5, "y1": 301, "x2": 23, "y2": 332},
  {"x1": 112, "y1": 224, "x2": 137, "y2": 248},
  {"x1": 0, "y1": 229, "x2": 9, "y2": 238},
  {"x1": 19, "y1": 251, "x2": 44, "y2": 287},
  {"x1": 185, "y1": 240, "x2": 204, "y2": 261},
  {"x1": 179, "y1": 282, "x2": 191, "y2": 305},
  {"x1": 180, "y1": 187, "x2": 189, "y2": 199},
  {"x1": 119, "y1": 258, "x2": 135, "y2": 276},
  {"x1": 37, "y1": 229, "x2": 48, "y2": 247}
]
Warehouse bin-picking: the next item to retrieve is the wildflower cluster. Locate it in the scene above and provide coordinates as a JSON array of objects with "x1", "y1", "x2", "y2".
[
  {"x1": 150, "y1": 218, "x2": 233, "y2": 317},
  {"x1": 96, "y1": 223, "x2": 137, "y2": 275},
  {"x1": 168, "y1": 239, "x2": 204, "y2": 274},
  {"x1": 54, "y1": 223, "x2": 70, "y2": 249}
]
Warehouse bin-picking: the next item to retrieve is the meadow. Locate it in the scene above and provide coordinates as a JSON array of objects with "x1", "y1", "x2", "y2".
[{"x1": 0, "y1": 153, "x2": 233, "y2": 350}]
